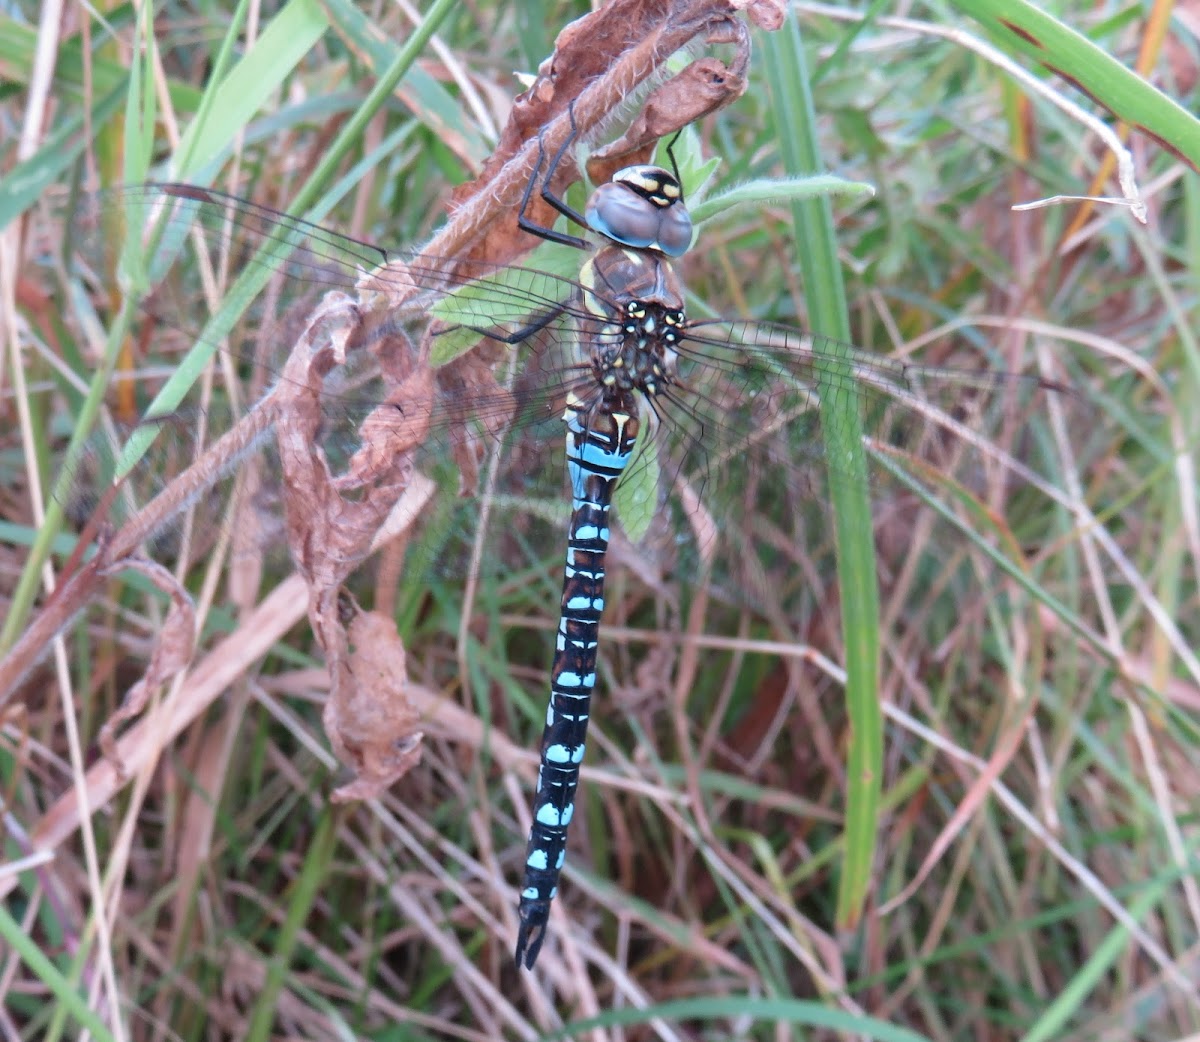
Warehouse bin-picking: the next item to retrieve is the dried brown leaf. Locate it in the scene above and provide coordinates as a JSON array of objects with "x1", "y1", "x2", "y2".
[
  {"x1": 733, "y1": 0, "x2": 785, "y2": 31},
  {"x1": 586, "y1": 54, "x2": 749, "y2": 184},
  {"x1": 441, "y1": 1, "x2": 757, "y2": 269},
  {"x1": 274, "y1": 288, "x2": 427, "y2": 593},
  {"x1": 325, "y1": 603, "x2": 423, "y2": 802},
  {"x1": 98, "y1": 557, "x2": 196, "y2": 771},
  {"x1": 337, "y1": 366, "x2": 435, "y2": 489},
  {"x1": 268, "y1": 282, "x2": 436, "y2": 796},
  {"x1": 450, "y1": 0, "x2": 672, "y2": 213}
]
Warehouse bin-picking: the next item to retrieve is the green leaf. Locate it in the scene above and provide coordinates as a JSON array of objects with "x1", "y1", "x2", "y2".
[
  {"x1": 691, "y1": 175, "x2": 875, "y2": 228},
  {"x1": 614, "y1": 431, "x2": 659, "y2": 543},
  {"x1": 428, "y1": 240, "x2": 581, "y2": 367},
  {"x1": 173, "y1": 0, "x2": 331, "y2": 179},
  {"x1": 654, "y1": 124, "x2": 721, "y2": 204}
]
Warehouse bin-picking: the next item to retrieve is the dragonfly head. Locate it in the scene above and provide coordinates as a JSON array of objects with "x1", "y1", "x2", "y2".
[{"x1": 585, "y1": 165, "x2": 693, "y2": 258}]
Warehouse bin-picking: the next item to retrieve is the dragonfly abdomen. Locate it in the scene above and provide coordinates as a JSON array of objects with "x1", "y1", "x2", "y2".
[{"x1": 514, "y1": 396, "x2": 640, "y2": 969}]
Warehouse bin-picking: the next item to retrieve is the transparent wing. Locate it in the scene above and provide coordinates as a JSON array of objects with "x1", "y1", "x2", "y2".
[
  {"x1": 58, "y1": 183, "x2": 591, "y2": 568},
  {"x1": 54, "y1": 183, "x2": 1067, "y2": 603},
  {"x1": 641, "y1": 319, "x2": 1066, "y2": 621}
]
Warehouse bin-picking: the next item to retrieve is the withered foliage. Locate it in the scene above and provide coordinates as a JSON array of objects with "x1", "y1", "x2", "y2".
[
  {"x1": 95, "y1": 558, "x2": 197, "y2": 769},
  {"x1": 324, "y1": 602, "x2": 424, "y2": 802},
  {"x1": 442, "y1": 0, "x2": 762, "y2": 270},
  {"x1": 3, "y1": 0, "x2": 775, "y2": 799}
]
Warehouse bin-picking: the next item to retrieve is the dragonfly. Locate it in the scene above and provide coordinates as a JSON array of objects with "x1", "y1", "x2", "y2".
[{"x1": 63, "y1": 117, "x2": 1059, "y2": 973}]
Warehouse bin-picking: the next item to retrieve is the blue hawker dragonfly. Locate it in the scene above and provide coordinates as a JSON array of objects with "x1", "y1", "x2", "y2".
[{"x1": 64, "y1": 118, "x2": 1059, "y2": 972}]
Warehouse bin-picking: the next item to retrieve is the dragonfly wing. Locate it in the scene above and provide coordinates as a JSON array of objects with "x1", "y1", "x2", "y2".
[{"x1": 622, "y1": 318, "x2": 1068, "y2": 621}]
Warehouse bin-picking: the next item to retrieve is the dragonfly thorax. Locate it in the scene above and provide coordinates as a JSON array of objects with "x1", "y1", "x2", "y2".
[
  {"x1": 594, "y1": 297, "x2": 683, "y2": 398},
  {"x1": 585, "y1": 164, "x2": 693, "y2": 258},
  {"x1": 582, "y1": 245, "x2": 686, "y2": 400}
]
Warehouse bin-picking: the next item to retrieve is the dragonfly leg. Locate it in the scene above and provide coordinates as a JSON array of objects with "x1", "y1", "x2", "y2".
[
  {"x1": 428, "y1": 303, "x2": 568, "y2": 358},
  {"x1": 517, "y1": 102, "x2": 592, "y2": 250},
  {"x1": 665, "y1": 127, "x2": 685, "y2": 194}
]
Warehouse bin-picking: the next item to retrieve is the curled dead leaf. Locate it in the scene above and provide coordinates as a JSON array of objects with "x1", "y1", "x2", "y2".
[
  {"x1": 440, "y1": 0, "x2": 762, "y2": 271},
  {"x1": 336, "y1": 366, "x2": 436, "y2": 489},
  {"x1": 275, "y1": 288, "x2": 427, "y2": 595},
  {"x1": 98, "y1": 557, "x2": 196, "y2": 773},
  {"x1": 733, "y1": 0, "x2": 785, "y2": 31},
  {"x1": 586, "y1": 54, "x2": 749, "y2": 185},
  {"x1": 324, "y1": 602, "x2": 423, "y2": 802},
  {"x1": 270, "y1": 285, "x2": 435, "y2": 795}
]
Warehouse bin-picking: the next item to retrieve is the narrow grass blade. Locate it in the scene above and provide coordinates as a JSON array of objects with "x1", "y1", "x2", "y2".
[{"x1": 763, "y1": 15, "x2": 883, "y2": 936}]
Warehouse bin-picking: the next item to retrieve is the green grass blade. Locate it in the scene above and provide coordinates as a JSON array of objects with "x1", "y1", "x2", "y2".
[
  {"x1": 0, "y1": 900, "x2": 118, "y2": 1042},
  {"x1": 173, "y1": 0, "x2": 330, "y2": 180},
  {"x1": 763, "y1": 14, "x2": 882, "y2": 937},
  {"x1": 955, "y1": 0, "x2": 1200, "y2": 170},
  {"x1": 244, "y1": 806, "x2": 339, "y2": 1042}
]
